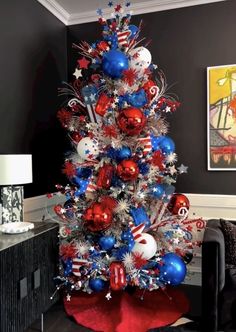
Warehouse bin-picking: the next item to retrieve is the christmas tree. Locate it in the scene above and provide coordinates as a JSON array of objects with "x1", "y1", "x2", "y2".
[{"x1": 51, "y1": 2, "x2": 203, "y2": 301}]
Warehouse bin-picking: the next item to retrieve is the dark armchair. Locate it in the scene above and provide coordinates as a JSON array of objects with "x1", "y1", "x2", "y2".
[{"x1": 202, "y1": 219, "x2": 236, "y2": 332}]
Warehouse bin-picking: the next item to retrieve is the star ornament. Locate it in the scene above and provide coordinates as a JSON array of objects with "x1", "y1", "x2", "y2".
[
  {"x1": 73, "y1": 68, "x2": 82, "y2": 79},
  {"x1": 66, "y1": 294, "x2": 71, "y2": 301},
  {"x1": 77, "y1": 57, "x2": 90, "y2": 69},
  {"x1": 178, "y1": 164, "x2": 188, "y2": 174}
]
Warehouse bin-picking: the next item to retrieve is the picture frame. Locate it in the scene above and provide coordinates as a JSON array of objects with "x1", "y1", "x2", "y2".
[{"x1": 207, "y1": 64, "x2": 236, "y2": 170}]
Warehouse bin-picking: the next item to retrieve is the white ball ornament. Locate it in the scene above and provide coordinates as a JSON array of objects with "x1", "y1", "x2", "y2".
[
  {"x1": 77, "y1": 137, "x2": 99, "y2": 161},
  {"x1": 132, "y1": 233, "x2": 157, "y2": 260},
  {"x1": 129, "y1": 47, "x2": 152, "y2": 71}
]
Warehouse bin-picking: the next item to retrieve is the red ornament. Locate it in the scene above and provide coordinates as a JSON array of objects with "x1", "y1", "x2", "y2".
[
  {"x1": 168, "y1": 193, "x2": 190, "y2": 216},
  {"x1": 77, "y1": 56, "x2": 90, "y2": 69},
  {"x1": 117, "y1": 107, "x2": 146, "y2": 136},
  {"x1": 142, "y1": 80, "x2": 157, "y2": 102},
  {"x1": 109, "y1": 261, "x2": 126, "y2": 291},
  {"x1": 97, "y1": 164, "x2": 114, "y2": 189},
  {"x1": 117, "y1": 159, "x2": 139, "y2": 181},
  {"x1": 95, "y1": 93, "x2": 113, "y2": 116},
  {"x1": 83, "y1": 202, "x2": 113, "y2": 232}
]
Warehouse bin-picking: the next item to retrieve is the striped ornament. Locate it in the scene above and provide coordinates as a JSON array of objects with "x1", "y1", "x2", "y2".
[
  {"x1": 117, "y1": 30, "x2": 130, "y2": 47},
  {"x1": 81, "y1": 85, "x2": 102, "y2": 123},
  {"x1": 129, "y1": 221, "x2": 146, "y2": 244},
  {"x1": 86, "y1": 176, "x2": 97, "y2": 193},
  {"x1": 138, "y1": 136, "x2": 152, "y2": 155},
  {"x1": 72, "y1": 258, "x2": 91, "y2": 277}
]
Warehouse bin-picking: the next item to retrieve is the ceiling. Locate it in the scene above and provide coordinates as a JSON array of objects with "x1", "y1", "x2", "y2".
[{"x1": 37, "y1": 0, "x2": 226, "y2": 25}]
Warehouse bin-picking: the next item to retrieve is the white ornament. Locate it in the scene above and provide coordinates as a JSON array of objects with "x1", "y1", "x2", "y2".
[
  {"x1": 132, "y1": 233, "x2": 157, "y2": 260},
  {"x1": 76, "y1": 137, "x2": 99, "y2": 161},
  {"x1": 129, "y1": 47, "x2": 152, "y2": 71}
]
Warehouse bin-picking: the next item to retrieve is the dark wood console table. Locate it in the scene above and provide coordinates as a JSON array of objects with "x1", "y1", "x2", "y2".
[{"x1": 0, "y1": 222, "x2": 59, "y2": 332}]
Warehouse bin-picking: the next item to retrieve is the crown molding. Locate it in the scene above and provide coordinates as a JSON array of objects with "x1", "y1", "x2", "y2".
[
  {"x1": 37, "y1": 0, "x2": 70, "y2": 25},
  {"x1": 37, "y1": 0, "x2": 226, "y2": 26}
]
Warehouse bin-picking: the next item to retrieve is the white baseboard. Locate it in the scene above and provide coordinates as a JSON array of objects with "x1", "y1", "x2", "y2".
[{"x1": 24, "y1": 192, "x2": 236, "y2": 286}]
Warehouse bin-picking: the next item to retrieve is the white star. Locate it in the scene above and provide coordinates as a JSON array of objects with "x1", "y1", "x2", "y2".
[
  {"x1": 105, "y1": 292, "x2": 112, "y2": 300},
  {"x1": 178, "y1": 164, "x2": 188, "y2": 174},
  {"x1": 66, "y1": 294, "x2": 71, "y2": 301},
  {"x1": 173, "y1": 238, "x2": 180, "y2": 244},
  {"x1": 169, "y1": 165, "x2": 177, "y2": 176},
  {"x1": 90, "y1": 93, "x2": 96, "y2": 102},
  {"x1": 73, "y1": 68, "x2": 82, "y2": 79}
]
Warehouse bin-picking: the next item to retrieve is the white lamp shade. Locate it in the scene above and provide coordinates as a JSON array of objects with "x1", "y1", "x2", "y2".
[{"x1": 0, "y1": 154, "x2": 33, "y2": 185}]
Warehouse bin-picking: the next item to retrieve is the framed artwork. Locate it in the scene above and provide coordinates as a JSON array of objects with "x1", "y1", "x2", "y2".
[{"x1": 207, "y1": 64, "x2": 236, "y2": 170}]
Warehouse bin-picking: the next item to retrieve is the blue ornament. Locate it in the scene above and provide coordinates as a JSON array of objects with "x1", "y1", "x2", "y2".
[
  {"x1": 150, "y1": 183, "x2": 165, "y2": 199},
  {"x1": 102, "y1": 50, "x2": 129, "y2": 78},
  {"x1": 99, "y1": 236, "x2": 116, "y2": 250},
  {"x1": 159, "y1": 253, "x2": 187, "y2": 286},
  {"x1": 73, "y1": 177, "x2": 90, "y2": 196},
  {"x1": 151, "y1": 135, "x2": 164, "y2": 151},
  {"x1": 116, "y1": 146, "x2": 132, "y2": 161},
  {"x1": 125, "y1": 89, "x2": 147, "y2": 108},
  {"x1": 75, "y1": 167, "x2": 92, "y2": 179},
  {"x1": 128, "y1": 25, "x2": 139, "y2": 39},
  {"x1": 89, "y1": 278, "x2": 106, "y2": 292},
  {"x1": 130, "y1": 206, "x2": 151, "y2": 229},
  {"x1": 81, "y1": 85, "x2": 98, "y2": 106},
  {"x1": 159, "y1": 136, "x2": 175, "y2": 154}
]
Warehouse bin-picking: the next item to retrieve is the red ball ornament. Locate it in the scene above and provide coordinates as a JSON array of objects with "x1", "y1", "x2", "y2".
[
  {"x1": 83, "y1": 202, "x2": 113, "y2": 232},
  {"x1": 117, "y1": 107, "x2": 146, "y2": 136},
  {"x1": 109, "y1": 261, "x2": 127, "y2": 291},
  {"x1": 168, "y1": 193, "x2": 190, "y2": 216},
  {"x1": 117, "y1": 159, "x2": 139, "y2": 181},
  {"x1": 95, "y1": 93, "x2": 112, "y2": 116}
]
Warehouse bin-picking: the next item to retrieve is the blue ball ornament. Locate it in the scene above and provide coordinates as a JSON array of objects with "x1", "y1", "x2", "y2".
[
  {"x1": 128, "y1": 25, "x2": 139, "y2": 39},
  {"x1": 159, "y1": 253, "x2": 187, "y2": 286},
  {"x1": 102, "y1": 50, "x2": 129, "y2": 78},
  {"x1": 151, "y1": 183, "x2": 165, "y2": 199},
  {"x1": 151, "y1": 135, "x2": 164, "y2": 151},
  {"x1": 159, "y1": 136, "x2": 175, "y2": 154},
  {"x1": 116, "y1": 146, "x2": 132, "y2": 161},
  {"x1": 99, "y1": 236, "x2": 116, "y2": 250},
  {"x1": 89, "y1": 278, "x2": 106, "y2": 292}
]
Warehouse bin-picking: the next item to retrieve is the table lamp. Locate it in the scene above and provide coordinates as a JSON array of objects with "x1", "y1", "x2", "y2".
[{"x1": 0, "y1": 154, "x2": 32, "y2": 224}]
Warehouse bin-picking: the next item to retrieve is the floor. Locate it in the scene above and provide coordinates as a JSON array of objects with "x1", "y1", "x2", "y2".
[{"x1": 26, "y1": 285, "x2": 201, "y2": 332}]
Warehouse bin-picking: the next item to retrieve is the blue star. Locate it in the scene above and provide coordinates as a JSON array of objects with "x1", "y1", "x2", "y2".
[
  {"x1": 126, "y1": 2, "x2": 131, "y2": 7},
  {"x1": 108, "y1": 1, "x2": 113, "y2": 7},
  {"x1": 97, "y1": 8, "x2": 103, "y2": 16},
  {"x1": 85, "y1": 149, "x2": 90, "y2": 154}
]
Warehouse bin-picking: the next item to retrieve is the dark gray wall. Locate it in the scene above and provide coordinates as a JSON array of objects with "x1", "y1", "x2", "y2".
[
  {"x1": 0, "y1": 0, "x2": 68, "y2": 197},
  {"x1": 67, "y1": 0, "x2": 236, "y2": 195}
]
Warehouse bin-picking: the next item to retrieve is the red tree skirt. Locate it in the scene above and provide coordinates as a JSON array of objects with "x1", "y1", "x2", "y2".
[{"x1": 64, "y1": 287, "x2": 189, "y2": 332}]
